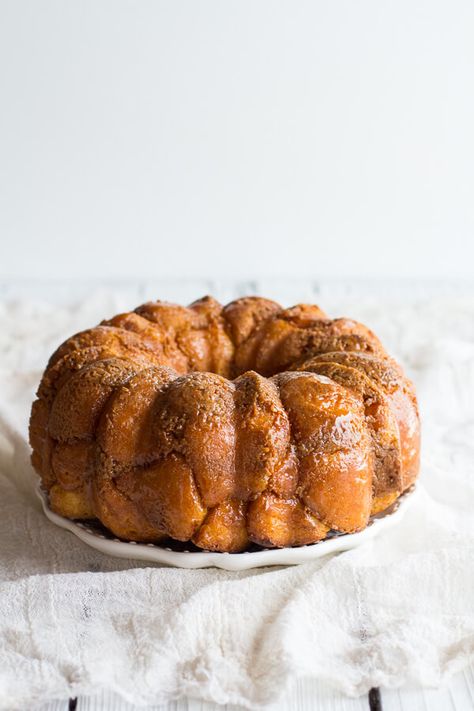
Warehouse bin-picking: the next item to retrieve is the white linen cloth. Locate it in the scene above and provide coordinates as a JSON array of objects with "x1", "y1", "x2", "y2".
[{"x1": 0, "y1": 286, "x2": 473, "y2": 710}]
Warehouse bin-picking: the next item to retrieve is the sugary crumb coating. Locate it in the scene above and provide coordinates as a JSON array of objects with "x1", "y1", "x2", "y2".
[{"x1": 29, "y1": 295, "x2": 420, "y2": 551}]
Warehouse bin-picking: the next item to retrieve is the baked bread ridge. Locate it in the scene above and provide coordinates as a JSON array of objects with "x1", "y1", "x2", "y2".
[{"x1": 29, "y1": 295, "x2": 420, "y2": 552}]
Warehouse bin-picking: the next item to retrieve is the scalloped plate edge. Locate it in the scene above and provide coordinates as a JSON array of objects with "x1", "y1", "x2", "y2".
[{"x1": 36, "y1": 483, "x2": 420, "y2": 570}]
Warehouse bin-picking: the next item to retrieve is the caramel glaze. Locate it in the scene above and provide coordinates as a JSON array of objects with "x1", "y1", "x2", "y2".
[{"x1": 29, "y1": 295, "x2": 420, "y2": 552}]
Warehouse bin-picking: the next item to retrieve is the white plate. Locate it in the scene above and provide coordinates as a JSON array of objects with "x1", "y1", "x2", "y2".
[{"x1": 36, "y1": 484, "x2": 419, "y2": 571}]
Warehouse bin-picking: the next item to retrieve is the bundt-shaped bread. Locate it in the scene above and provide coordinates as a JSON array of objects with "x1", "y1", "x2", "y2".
[{"x1": 29, "y1": 296, "x2": 420, "y2": 552}]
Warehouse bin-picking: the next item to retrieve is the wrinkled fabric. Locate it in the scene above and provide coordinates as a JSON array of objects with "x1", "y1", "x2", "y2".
[{"x1": 0, "y1": 287, "x2": 473, "y2": 710}]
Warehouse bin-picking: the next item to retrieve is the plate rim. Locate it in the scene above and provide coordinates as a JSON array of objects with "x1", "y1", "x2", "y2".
[{"x1": 36, "y1": 483, "x2": 420, "y2": 570}]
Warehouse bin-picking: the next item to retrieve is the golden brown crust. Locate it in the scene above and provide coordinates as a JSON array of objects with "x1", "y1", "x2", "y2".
[
  {"x1": 97, "y1": 366, "x2": 176, "y2": 466},
  {"x1": 294, "y1": 359, "x2": 403, "y2": 510},
  {"x1": 247, "y1": 493, "x2": 329, "y2": 548},
  {"x1": 234, "y1": 312, "x2": 384, "y2": 377},
  {"x1": 275, "y1": 371, "x2": 373, "y2": 532},
  {"x1": 134, "y1": 296, "x2": 235, "y2": 377},
  {"x1": 193, "y1": 499, "x2": 249, "y2": 552},
  {"x1": 153, "y1": 372, "x2": 237, "y2": 508},
  {"x1": 233, "y1": 371, "x2": 290, "y2": 500},
  {"x1": 222, "y1": 296, "x2": 281, "y2": 347},
  {"x1": 29, "y1": 295, "x2": 420, "y2": 551},
  {"x1": 296, "y1": 351, "x2": 420, "y2": 492}
]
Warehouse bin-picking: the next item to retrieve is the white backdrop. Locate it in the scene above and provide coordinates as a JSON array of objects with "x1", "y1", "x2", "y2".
[{"x1": 1, "y1": 0, "x2": 473, "y2": 281}]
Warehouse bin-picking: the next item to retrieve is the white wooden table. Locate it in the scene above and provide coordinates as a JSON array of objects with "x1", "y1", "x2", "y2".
[
  {"x1": 2, "y1": 277, "x2": 472, "y2": 711},
  {"x1": 34, "y1": 667, "x2": 474, "y2": 711}
]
